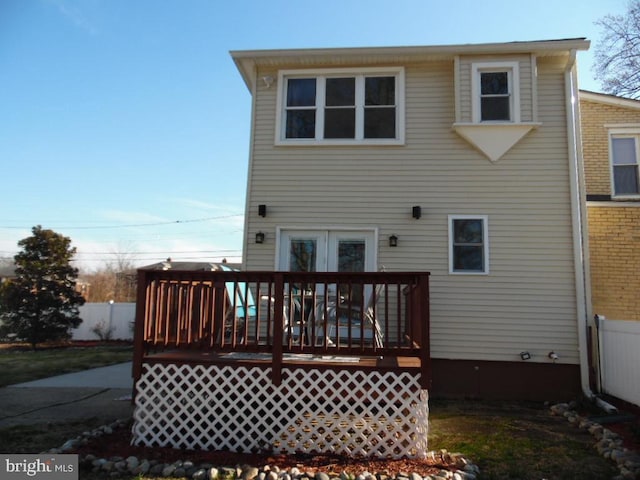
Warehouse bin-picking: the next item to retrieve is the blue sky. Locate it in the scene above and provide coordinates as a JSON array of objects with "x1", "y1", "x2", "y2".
[{"x1": 0, "y1": 0, "x2": 623, "y2": 270}]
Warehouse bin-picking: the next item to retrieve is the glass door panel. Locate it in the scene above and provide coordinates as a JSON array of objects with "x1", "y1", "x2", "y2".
[
  {"x1": 289, "y1": 239, "x2": 318, "y2": 272},
  {"x1": 337, "y1": 239, "x2": 366, "y2": 304},
  {"x1": 278, "y1": 231, "x2": 326, "y2": 272},
  {"x1": 328, "y1": 231, "x2": 375, "y2": 305}
]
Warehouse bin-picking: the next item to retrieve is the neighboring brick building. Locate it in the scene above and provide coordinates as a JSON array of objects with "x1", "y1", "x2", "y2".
[{"x1": 581, "y1": 91, "x2": 640, "y2": 322}]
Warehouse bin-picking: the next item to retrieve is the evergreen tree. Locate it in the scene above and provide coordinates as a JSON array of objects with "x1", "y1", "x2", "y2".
[{"x1": 0, "y1": 226, "x2": 85, "y2": 348}]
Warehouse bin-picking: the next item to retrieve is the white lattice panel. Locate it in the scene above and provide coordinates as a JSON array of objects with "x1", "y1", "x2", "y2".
[{"x1": 132, "y1": 362, "x2": 428, "y2": 459}]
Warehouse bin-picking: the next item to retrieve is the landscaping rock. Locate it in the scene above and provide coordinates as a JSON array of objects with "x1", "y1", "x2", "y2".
[
  {"x1": 243, "y1": 466, "x2": 260, "y2": 480},
  {"x1": 551, "y1": 402, "x2": 640, "y2": 480},
  {"x1": 162, "y1": 464, "x2": 177, "y2": 477},
  {"x1": 56, "y1": 419, "x2": 481, "y2": 480}
]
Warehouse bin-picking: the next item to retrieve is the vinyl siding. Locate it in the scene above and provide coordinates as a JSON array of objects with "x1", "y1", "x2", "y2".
[{"x1": 244, "y1": 55, "x2": 580, "y2": 364}]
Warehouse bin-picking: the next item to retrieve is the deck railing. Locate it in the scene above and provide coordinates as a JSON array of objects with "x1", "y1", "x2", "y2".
[{"x1": 133, "y1": 270, "x2": 430, "y2": 387}]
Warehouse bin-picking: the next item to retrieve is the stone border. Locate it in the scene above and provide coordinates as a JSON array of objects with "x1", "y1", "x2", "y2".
[
  {"x1": 550, "y1": 402, "x2": 640, "y2": 480},
  {"x1": 45, "y1": 419, "x2": 481, "y2": 480}
]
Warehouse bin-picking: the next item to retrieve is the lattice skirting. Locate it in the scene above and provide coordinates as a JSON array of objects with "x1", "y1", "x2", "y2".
[{"x1": 132, "y1": 362, "x2": 429, "y2": 459}]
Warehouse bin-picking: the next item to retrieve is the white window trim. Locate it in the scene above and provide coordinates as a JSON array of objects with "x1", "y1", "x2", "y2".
[
  {"x1": 608, "y1": 127, "x2": 640, "y2": 199},
  {"x1": 448, "y1": 215, "x2": 489, "y2": 275},
  {"x1": 275, "y1": 67, "x2": 405, "y2": 146},
  {"x1": 471, "y1": 62, "x2": 520, "y2": 124}
]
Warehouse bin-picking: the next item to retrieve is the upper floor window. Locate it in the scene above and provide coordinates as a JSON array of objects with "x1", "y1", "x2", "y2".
[
  {"x1": 448, "y1": 215, "x2": 489, "y2": 274},
  {"x1": 471, "y1": 62, "x2": 520, "y2": 123},
  {"x1": 277, "y1": 67, "x2": 404, "y2": 145},
  {"x1": 611, "y1": 135, "x2": 640, "y2": 197}
]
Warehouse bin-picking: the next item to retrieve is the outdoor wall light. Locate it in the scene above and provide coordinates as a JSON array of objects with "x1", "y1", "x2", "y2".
[
  {"x1": 262, "y1": 76, "x2": 275, "y2": 88},
  {"x1": 389, "y1": 235, "x2": 398, "y2": 247},
  {"x1": 258, "y1": 204, "x2": 267, "y2": 217},
  {"x1": 412, "y1": 206, "x2": 422, "y2": 219},
  {"x1": 255, "y1": 232, "x2": 265, "y2": 244},
  {"x1": 520, "y1": 351, "x2": 531, "y2": 361}
]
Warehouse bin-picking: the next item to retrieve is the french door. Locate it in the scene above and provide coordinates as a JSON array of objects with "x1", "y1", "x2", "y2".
[
  {"x1": 278, "y1": 229, "x2": 376, "y2": 306},
  {"x1": 278, "y1": 229, "x2": 376, "y2": 273},
  {"x1": 278, "y1": 229, "x2": 377, "y2": 344}
]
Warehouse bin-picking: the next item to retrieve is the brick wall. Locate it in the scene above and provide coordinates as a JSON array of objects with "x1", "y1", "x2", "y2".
[
  {"x1": 581, "y1": 95, "x2": 640, "y2": 322},
  {"x1": 580, "y1": 98, "x2": 640, "y2": 196},
  {"x1": 587, "y1": 205, "x2": 640, "y2": 321}
]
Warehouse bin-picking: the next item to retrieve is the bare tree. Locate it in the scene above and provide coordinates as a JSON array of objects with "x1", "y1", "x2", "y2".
[
  {"x1": 79, "y1": 245, "x2": 138, "y2": 302},
  {"x1": 593, "y1": 0, "x2": 640, "y2": 99}
]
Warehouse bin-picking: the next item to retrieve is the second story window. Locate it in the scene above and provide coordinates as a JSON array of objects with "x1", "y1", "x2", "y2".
[
  {"x1": 278, "y1": 68, "x2": 404, "y2": 145},
  {"x1": 285, "y1": 78, "x2": 317, "y2": 139},
  {"x1": 611, "y1": 135, "x2": 640, "y2": 197},
  {"x1": 480, "y1": 71, "x2": 510, "y2": 121},
  {"x1": 472, "y1": 62, "x2": 520, "y2": 123}
]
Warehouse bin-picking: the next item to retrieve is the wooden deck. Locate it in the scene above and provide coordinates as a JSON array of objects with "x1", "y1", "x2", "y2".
[
  {"x1": 131, "y1": 270, "x2": 431, "y2": 457},
  {"x1": 133, "y1": 270, "x2": 431, "y2": 388}
]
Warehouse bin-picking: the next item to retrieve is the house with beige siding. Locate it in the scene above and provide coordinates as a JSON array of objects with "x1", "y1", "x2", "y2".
[
  {"x1": 129, "y1": 38, "x2": 596, "y2": 455},
  {"x1": 230, "y1": 38, "x2": 592, "y2": 400}
]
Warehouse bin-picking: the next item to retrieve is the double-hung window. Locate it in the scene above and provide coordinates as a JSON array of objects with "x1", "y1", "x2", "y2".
[
  {"x1": 610, "y1": 134, "x2": 640, "y2": 197},
  {"x1": 448, "y1": 215, "x2": 489, "y2": 274},
  {"x1": 278, "y1": 67, "x2": 404, "y2": 144},
  {"x1": 471, "y1": 62, "x2": 520, "y2": 123}
]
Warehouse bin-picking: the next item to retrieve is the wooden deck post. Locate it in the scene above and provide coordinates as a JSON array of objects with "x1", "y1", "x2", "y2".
[
  {"x1": 272, "y1": 273, "x2": 284, "y2": 386},
  {"x1": 132, "y1": 269, "x2": 149, "y2": 399},
  {"x1": 213, "y1": 277, "x2": 226, "y2": 348},
  {"x1": 419, "y1": 273, "x2": 431, "y2": 390}
]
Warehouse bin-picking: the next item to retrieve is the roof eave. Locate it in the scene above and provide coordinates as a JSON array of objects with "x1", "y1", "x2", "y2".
[
  {"x1": 231, "y1": 38, "x2": 590, "y2": 91},
  {"x1": 580, "y1": 89, "x2": 640, "y2": 109}
]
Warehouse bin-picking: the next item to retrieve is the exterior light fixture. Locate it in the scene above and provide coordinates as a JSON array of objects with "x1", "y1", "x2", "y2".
[
  {"x1": 258, "y1": 204, "x2": 267, "y2": 217},
  {"x1": 520, "y1": 351, "x2": 531, "y2": 361},
  {"x1": 389, "y1": 235, "x2": 398, "y2": 247},
  {"x1": 412, "y1": 206, "x2": 422, "y2": 219},
  {"x1": 255, "y1": 232, "x2": 265, "y2": 244},
  {"x1": 262, "y1": 76, "x2": 275, "y2": 88}
]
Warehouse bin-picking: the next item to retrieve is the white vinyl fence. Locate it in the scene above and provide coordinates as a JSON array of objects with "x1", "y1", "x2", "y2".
[
  {"x1": 73, "y1": 303, "x2": 136, "y2": 341},
  {"x1": 599, "y1": 319, "x2": 640, "y2": 407}
]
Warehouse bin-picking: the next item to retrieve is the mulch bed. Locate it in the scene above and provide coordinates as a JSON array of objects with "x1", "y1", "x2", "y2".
[
  {"x1": 73, "y1": 421, "x2": 456, "y2": 476},
  {"x1": 598, "y1": 396, "x2": 640, "y2": 452}
]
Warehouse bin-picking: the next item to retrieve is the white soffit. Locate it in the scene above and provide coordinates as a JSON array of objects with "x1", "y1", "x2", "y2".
[{"x1": 452, "y1": 123, "x2": 540, "y2": 162}]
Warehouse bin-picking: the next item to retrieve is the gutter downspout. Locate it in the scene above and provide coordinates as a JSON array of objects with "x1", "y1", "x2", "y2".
[{"x1": 564, "y1": 50, "x2": 617, "y2": 414}]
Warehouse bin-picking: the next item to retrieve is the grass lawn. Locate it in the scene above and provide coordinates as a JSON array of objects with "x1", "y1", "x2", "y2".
[
  {"x1": 0, "y1": 343, "x2": 133, "y2": 387},
  {"x1": 428, "y1": 399, "x2": 618, "y2": 479}
]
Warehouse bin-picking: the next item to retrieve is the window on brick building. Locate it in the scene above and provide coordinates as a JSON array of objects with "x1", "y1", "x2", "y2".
[{"x1": 610, "y1": 135, "x2": 640, "y2": 197}]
